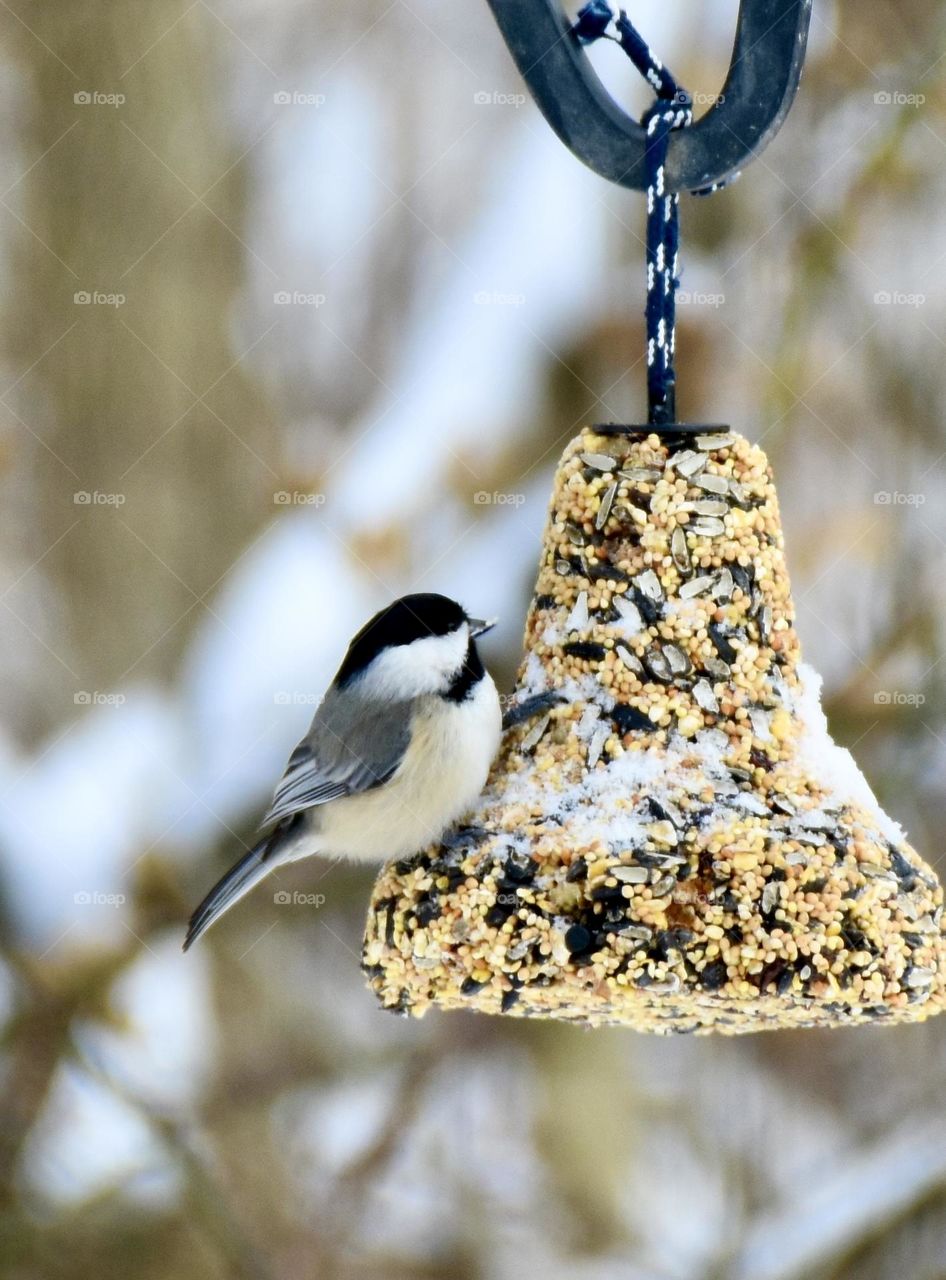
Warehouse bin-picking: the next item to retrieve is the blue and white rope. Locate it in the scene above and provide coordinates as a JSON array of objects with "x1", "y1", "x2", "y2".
[{"x1": 573, "y1": 3, "x2": 696, "y2": 423}]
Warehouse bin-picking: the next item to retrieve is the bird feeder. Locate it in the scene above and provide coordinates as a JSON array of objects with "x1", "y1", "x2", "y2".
[{"x1": 362, "y1": 2, "x2": 945, "y2": 1032}]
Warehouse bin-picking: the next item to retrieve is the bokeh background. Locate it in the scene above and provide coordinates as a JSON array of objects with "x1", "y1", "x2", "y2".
[{"x1": 1, "y1": 1, "x2": 945, "y2": 1277}]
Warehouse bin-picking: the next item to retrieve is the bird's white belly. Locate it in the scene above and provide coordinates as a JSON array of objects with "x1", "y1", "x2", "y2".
[{"x1": 316, "y1": 679, "x2": 501, "y2": 862}]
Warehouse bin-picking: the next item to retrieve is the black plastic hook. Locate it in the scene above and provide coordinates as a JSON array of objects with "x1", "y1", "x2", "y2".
[{"x1": 484, "y1": 0, "x2": 812, "y2": 193}]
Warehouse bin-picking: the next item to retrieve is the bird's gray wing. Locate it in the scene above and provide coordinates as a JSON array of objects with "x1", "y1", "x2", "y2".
[{"x1": 261, "y1": 691, "x2": 412, "y2": 829}]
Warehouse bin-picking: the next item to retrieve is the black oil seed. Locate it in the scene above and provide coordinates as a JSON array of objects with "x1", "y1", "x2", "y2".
[
  {"x1": 504, "y1": 852, "x2": 536, "y2": 884},
  {"x1": 564, "y1": 924, "x2": 592, "y2": 954},
  {"x1": 613, "y1": 703, "x2": 653, "y2": 734},
  {"x1": 566, "y1": 857, "x2": 588, "y2": 883},
  {"x1": 708, "y1": 623, "x2": 737, "y2": 664},
  {"x1": 563, "y1": 641, "x2": 607, "y2": 662},
  {"x1": 700, "y1": 961, "x2": 727, "y2": 990}
]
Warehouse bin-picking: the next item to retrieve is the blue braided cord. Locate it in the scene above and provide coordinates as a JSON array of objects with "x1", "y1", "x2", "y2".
[
  {"x1": 572, "y1": 0, "x2": 613, "y2": 43},
  {"x1": 570, "y1": 3, "x2": 697, "y2": 422}
]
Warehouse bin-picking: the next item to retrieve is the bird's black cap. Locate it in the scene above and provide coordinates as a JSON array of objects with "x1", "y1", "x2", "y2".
[{"x1": 334, "y1": 593, "x2": 471, "y2": 688}]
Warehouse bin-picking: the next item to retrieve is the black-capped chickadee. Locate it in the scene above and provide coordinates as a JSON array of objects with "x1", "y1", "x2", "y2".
[{"x1": 184, "y1": 593, "x2": 501, "y2": 949}]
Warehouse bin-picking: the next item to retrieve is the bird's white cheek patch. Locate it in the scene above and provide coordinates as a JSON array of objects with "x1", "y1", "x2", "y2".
[{"x1": 357, "y1": 629, "x2": 469, "y2": 699}]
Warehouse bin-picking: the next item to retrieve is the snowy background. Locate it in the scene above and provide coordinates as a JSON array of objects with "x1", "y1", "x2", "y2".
[{"x1": 2, "y1": 1, "x2": 946, "y2": 1277}]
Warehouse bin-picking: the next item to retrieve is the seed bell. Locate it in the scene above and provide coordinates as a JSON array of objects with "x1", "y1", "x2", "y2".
[
  {"x1": 363, "y1": 4, "x2": 944, "y2": 1032},
  {"x1": 362, "y1": 426, "x2": 946, "y2": 1033}
]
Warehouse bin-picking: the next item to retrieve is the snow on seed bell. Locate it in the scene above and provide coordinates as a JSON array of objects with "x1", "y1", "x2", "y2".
[{"x1": 362, "y1": 427, "x2": 946, "y2": 1033}]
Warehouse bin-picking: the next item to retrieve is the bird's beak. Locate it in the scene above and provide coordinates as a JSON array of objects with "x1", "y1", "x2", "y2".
[{"x1": 469, "y1": 616, "x2": 497, "y2": 638}]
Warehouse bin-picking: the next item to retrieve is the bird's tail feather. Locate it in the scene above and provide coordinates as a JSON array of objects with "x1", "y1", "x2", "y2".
[{"x1": 183, "y1": 820, "x2": 301, "y2": 951}]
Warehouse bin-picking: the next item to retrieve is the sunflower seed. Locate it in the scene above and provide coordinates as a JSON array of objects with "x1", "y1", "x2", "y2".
[
  {"x1": 566, "y1": 522, "x2": 586, "y2": 546},
  {"x1": 615, "y1": 923, "x2": 653, "y2": 942},
  {"x1": 595, "y1": 482, "x2": 617, "y2": 530},
  {"x1": 635, "y1": 569, "x2": 663, "y2": 600},
  {"x1": 612, "y1": 865, "x2": 650, "y2": 884},
  {"x1": 695, "y1": 472, "x2": 728, "y2": 494},
  {"x1": 772, "y1": 795, "x2": 797, "y2": 816},
  {"x1": 657, "y1": 797, "x2": 685, "y2": 828},
  {"x1": 555, "y1": 559, "x2": 572, "y2": 575},
  {"x1": 671, "y1": 525, "x2": 691, "y2": 573},
  {"x1": 650, "y1": 852, "x2": 687, "y2": 869},
  {"x1": 587, "y1": 721, "x2": 610, "y2": 768},
  {"x1": 566, "y1": 591, "x2": 589, "y2": 632},
  {"x1": 696, "y1": 432, "x2": 735, "y2": 450},
  {"x1": 646, "y1": 647, "x2": 673, "y2": 681},
  {"x1": 690, "y1": 517, "x2": 727, "y2": 537},
  {"x1": 521, "y1": 713, "x2": 550, "y2": 752},
  {"x1": 728, "y1": 480, "x2": 748, "y2": 503},
  {"x1": 761, "y1": 882, "x2": 782, "y2": 914},
  {"x1": 693, "y1": 679, "x2": 719, "y2": 713},
  {"x1": 860, "y1": 863, "x2": 897, "y2": 882},
  {"x1": 681, "y1": 498, "x2": 729, "y2": 517},
  {"x1": 577, "y1": 704, "x2": 600, "y2": 738},
  {"x1": 794, "y1": 831, "x2": 827, "y2": 848},
  {"x1": 581, "y1": 451, "x2": 617, "y2": 471},
  {"x1": 673, "y1": 450, "x2": 707, "y2": 477},
  {"x1": 759, "y1": 605, "x2": 772, "y2": 642},
  {"x1": 650, "y1": 875, "x2": 676, "y2": 897},
  {"x1": 704, "y1": 656, "x2": 731, "y2": 679},
  {"x1": 907, "y1": 967, "x2": 935, "y2": 988},
  {"x1": 620, "y1": 466, "x2": 662, "y2": 484},
  {"x1": 642, "y1": 976, "x2": 682, "y2": 995},
  {"x1": 679, "y1": 574, "x2": 715, "y2": 599},
  {"x1": 785, "y1": 849, "x2": 808, "y2": 866},
  {"x1": 616, "y1": 644, "x2": 645, "y2": 675},
  {"x1": 613, "y1": 595, "x2": 643, "y2": 634},
  {"x1": 664, "y1": 643, "x2": 691, "y2": 675},
  {"x1": 712, "y1": 568, "x2": 734, "y2": 600},
  {"x1": 648, "y1": 820, "x2": 678, "y2": 846},
  {"x1": 911, "y1": 914, "x2": 939, "y2": 933}
]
